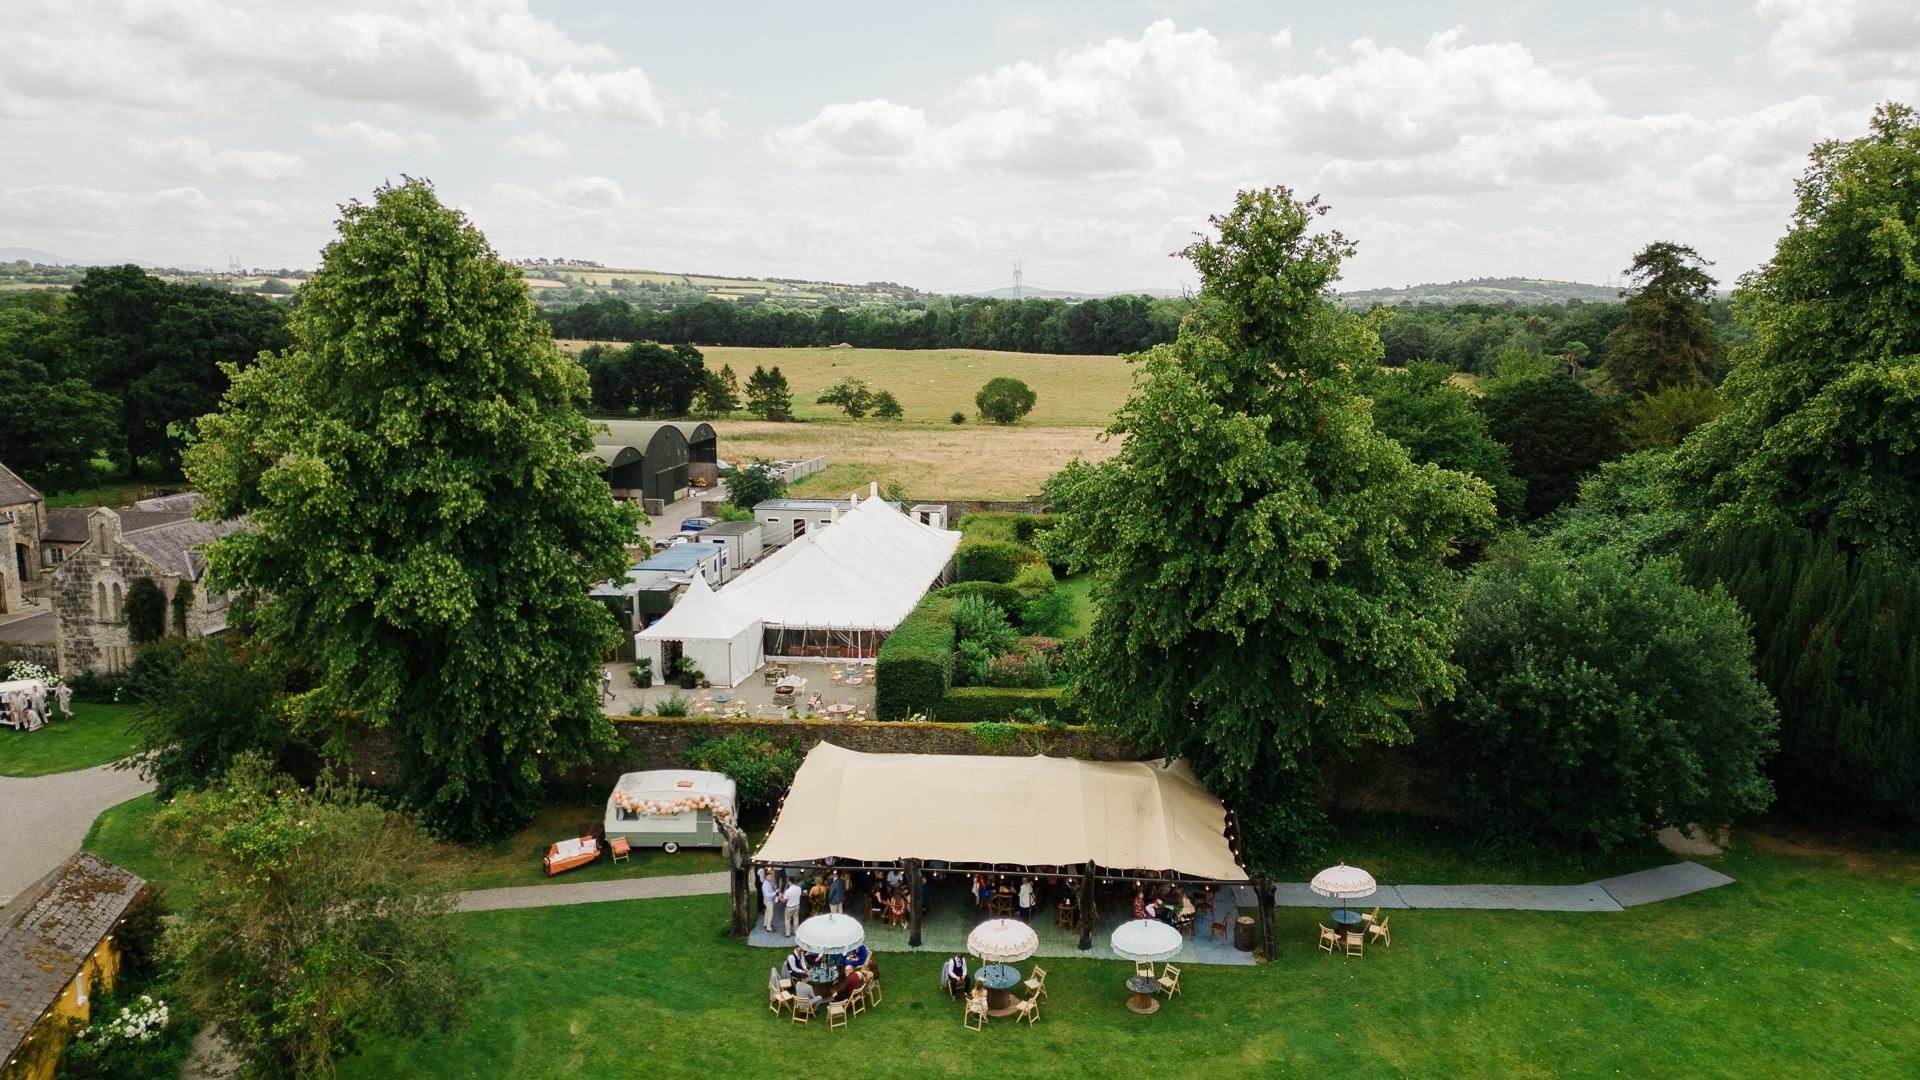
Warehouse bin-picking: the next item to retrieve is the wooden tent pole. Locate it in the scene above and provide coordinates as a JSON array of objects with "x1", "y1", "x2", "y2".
[
  {"x1": 1078, "y1": 864, "x2": 1097, "y2": 951},
  {"x1": 906, "y1": 858, "x2": 925, "y2": 947}
]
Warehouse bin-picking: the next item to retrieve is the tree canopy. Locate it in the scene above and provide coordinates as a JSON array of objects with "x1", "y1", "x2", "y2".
[
  {"x1": 975, "y1": 376, "x2": 1037, "y2": 424},
  {"x1": 1352, "y1": 359, "x2": 1523, "y2": 517},
  {"x1": 1478, "y1": 370, "x2": 1611, "y2": 520},
  {"x1": 578, "y1": 341, "x2": 706, "y2": 416},
  {"x1": 1672, "y1": 103, "x2": 1920, "y2": 553},
  {"x1": 1041, "y1": 187, "x2": 1495, "y2": 858},
  {"x1": 0, "y1": 291, "x2": 116, "y2": 492},
  {"x1": 1431, "y1": 539, "x2": 1777, "y2": 852},
  {"x1": 186, "y1": 179, "x2": 641, "y2": 842},
  {"x1": 744, "y1": 364, "x2": 793, "y2": 420},
  {"x1": 1601, "y1": 241, "x2": 1728, "y2": 396}
]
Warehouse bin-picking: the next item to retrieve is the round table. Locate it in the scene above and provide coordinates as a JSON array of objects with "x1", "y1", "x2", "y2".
[
  {"x1": 824, "y1": 703, "x2": 857, "y2": 717},
  {"x1": 806, "y1": 965, "x2": 837, "y2": 996},
  {"x1": 1126, "y1": 975, "x2": 1161, "y2": 1014},
  {"x1": 1331, "y1": 909, "x2": 1365, "y2": 928},
  {"x1": 977, "y1": 963, "x2": 1024, "y2": 1017}
]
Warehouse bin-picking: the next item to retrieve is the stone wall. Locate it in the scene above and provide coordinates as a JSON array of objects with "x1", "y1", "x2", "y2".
[
  {"x1": 918, "y1": 499, "x2": 1050, "y2": 518},
  {"x1": 0, "y1": 640, "x2": 58, "y2": 668},
  {"x1": 347, "y1": 715, "x2": 1147, "y2": 790},
  {"x1": 48, "y1": 510, "x2": 229, "y2": 677}
]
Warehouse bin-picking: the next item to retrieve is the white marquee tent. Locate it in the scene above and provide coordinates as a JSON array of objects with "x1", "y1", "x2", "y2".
[
  {"x1": 719, "y1": 491, "x2": 961, "y2": 654},
  {"x1": 635, "y1": 573, "x2": 764, "y2": 688}
]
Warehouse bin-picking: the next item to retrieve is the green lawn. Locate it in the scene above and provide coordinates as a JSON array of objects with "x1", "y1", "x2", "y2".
[
  {"x1": 0, "y1": 702, "x2": 140, "y2": 777},
  {"x1": 324, "y1": 843, "x2": 1918, "y2": 1079},
  {"x1": 1054, "y1": 573, "x2": 1095, "y2": 641},
  {"x1": 85, "y1": 794, "x2": 767, "y2": 904}
]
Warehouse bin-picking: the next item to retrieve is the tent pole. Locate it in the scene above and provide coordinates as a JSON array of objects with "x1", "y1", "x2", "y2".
[
  {"x1": 1252, "y1": 870, "x2": 1277, "y2": 961},
  {"x1": 1078, "y1": 864, "x2": 1096, "y2": 951},
  {"x1": 906, "y1": 858, "x2": 925, "y2": 947}
]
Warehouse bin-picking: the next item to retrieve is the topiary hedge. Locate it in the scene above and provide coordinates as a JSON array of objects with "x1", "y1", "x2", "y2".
[
  {"x1": 938, "y1": 687, "x2": 1072, "y2": 725},
  {"x1": 955, "y1": 540, "x2": 1040, "y2": 583},
  {"x1": 936, "y1": 580, "x2": 1025, "y2": 608},
  {"x1": 875, "y1": 595, "x2": 955, "y2": 719}
]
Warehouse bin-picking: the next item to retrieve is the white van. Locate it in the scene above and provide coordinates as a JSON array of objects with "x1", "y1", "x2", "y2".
[{"x1": 603, "y1": 769, "x2": 739, "y2": 853}]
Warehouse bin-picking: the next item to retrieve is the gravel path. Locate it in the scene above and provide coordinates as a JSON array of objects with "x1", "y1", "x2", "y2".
[
  {"x1": 1235, "y1": 862, "x2": 1733, "y2": 913},
  {"x1": 456, "y1": 871, "x2": 731, "y2": 913},
  {"x1": 0, "y1": 762, "x2": 154, "y2": 903}
]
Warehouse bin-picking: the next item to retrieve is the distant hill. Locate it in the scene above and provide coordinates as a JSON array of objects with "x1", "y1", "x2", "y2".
[
  {"x1": 1340, "y1": 277, "x2": 1624, "y2": 308},
  {"x1": 0, "y1": 247, "x2": 226, "y2": 272},
  {"x1": 955, "y1": 286, "x2": 1185, "y2": 301}
]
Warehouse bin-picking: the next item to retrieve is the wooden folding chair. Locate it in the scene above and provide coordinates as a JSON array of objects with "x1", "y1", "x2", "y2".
[
  {"x1": 1361, "y1": 906, "x2": 1380, "y2": 925},
  {"x1": 791, "y1": 996, "x2": 816, "y2": 1025},
  {"x1": 1023, "y1": 966, "x2": 1048, "y2": 1002},
  {"x1": 609, "y1": 837, "x2": 631, "y2": 864},
  {"x1": 1134, "y1": 959, "x2": 1155, "y2": 980},
  {"x1": 1345, "y1": 929, "x2": 1365, "y2": 957},
  {"x1": 1013, "y1": 996, "x2": 1041, "y2": 1026},
  {"x1": 1209, "y1": 918, "x2": 1229, "y2": 944},
  {"x1": 1157, "y1": 964, "x2": 1182, "y2": 998},
  {"x1": 864, "y1": 977, "x2": 882, "y2": 1007},
  {"x1": 1368, "y1": 914, "x2": 1392, "y2": 948},
  {"x1": 1318, "y1": 924, "x2": 1339, "y2": 954},
  {"x1": 963, "y1": 994, "x2": 989, "y2": 1031},
  {"x1": 827, "y1": 1001, "x2": 850, "y2": 1031}
]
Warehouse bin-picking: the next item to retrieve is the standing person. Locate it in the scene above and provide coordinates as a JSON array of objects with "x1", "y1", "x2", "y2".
[
  {"x1": 600, "y1": 667, "x2": 615, "y2": 704},
  {"x1": 782, "y1": 878, "x2": 803, "y2": 937},
  {"x1": 760, "y1": 867, "x2": 780, "y2": 932},
  {"x1": 1017, "y1": 877, "x2": 1036, "y2": 921},
  {"x1": 55, "y1": 682, "x2": 73, "y2": 719},
  {"x1": 827, "y1": 871, "x2": 846, "y2": 914}
]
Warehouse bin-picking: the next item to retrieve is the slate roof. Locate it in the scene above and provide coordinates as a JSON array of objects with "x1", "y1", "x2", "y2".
[
  {"x1": 0, "y1": 464, "x2": 39, "y2": 510},
  {"x1": 132, "y1": 492, "x2": 205, "y2": 513},
  {"x1": 0, "y1": 853, "x2": 144, "y2": 1062},
  {"x1": 42, "y1": 508, "x2": 191, "y2": 544},
  {"x1": 120, "y1": 516, "x2": 249, "y2": 580}
]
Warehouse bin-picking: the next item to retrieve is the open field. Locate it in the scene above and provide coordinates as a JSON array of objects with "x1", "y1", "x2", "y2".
[
  {"x1": 553, "y1": 345, "x2": 1141, "y2": 428},
  {"x1": 713, "y1": 420, "x2": 1117, "y2": 501},
  {"x1": 312, "y1": 841, "x2": 1914, "y2": 1079},
  {"x1": 0, "y1": 702, "x2": 138, "y2": 777}
]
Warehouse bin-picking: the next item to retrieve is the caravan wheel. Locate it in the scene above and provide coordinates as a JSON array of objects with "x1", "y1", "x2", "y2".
[{"x1": 662, "y1": 842, "x2": 680, "y2": 854}]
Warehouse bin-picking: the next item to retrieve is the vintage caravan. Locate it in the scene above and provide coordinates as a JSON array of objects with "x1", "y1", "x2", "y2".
[{"x1": 603, "y1": 769, "x2": 738, "y2": 853}]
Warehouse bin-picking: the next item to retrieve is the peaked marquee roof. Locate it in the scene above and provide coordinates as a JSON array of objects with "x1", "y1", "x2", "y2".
[{"x1": 719, "y1": 494, "x2": 961, "y2": 631}]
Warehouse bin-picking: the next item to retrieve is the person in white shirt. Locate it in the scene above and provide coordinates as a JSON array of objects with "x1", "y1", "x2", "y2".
[
  {"x1": 1017, "y1": 878, "x2": 1036, "y2": 920},
  {"x1": 760, "y1": 869, "x2": 779, "y2": 931},
  {"x1": 940, "y1": 955, "x2": 969, "y2": 997},
  {"x1": 782, "y1": 880, "x2": 803, "y2": 936}
]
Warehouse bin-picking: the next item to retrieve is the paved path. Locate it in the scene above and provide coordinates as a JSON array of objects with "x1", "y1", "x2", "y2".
[
  {"x1": 456, "y1": 871, "x2": 731, "y2": 913},
  {"x1": 453, "y1": 861, "x2": 1734, "y2": 919},
  {"x1": 1236, "y1": 861, "x2": 1735, "y2": 913},
  {"x1": 0, "y1": 762, "x2": 155, "y2": 903}
]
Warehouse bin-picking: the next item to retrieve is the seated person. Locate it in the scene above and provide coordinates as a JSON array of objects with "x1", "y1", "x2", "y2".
[
  {"x1": 1133, "y1": 891, "x2": 1149, "y2": 920},
  {"x1": 783, "y1": 945, "x2": 810, "y2": 981},
  {"x1": 832, "y1": 968, "x2": 866, "y2": 1002},
  {"x1": 844, "y1": 943, "x2": 871, "y2": 969},
  {"x1": 1173, "y1": 891, "x2": 1196, "y2": 928},
  {"x1": 792, "y1": 979, "x2": 821, "y2": 1014},
  {"x1": 885, "y1": 893, "x2": 908, "y2": 923},
  {"x1": 941, "y1": 954, "x2": 970, "y2": 996}
]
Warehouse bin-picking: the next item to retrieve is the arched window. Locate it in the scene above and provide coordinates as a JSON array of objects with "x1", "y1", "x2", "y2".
[
  {"x1": 96, "y1": 582, "x2": 107, "y2": 618},
  {"x1": 112, "y1": 582, "x2": 122, "y2": 622}
]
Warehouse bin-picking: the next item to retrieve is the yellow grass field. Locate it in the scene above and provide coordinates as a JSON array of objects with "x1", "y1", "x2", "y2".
[{"x1": 707, "y1": 420, "x2": 1119, "y2": 500}]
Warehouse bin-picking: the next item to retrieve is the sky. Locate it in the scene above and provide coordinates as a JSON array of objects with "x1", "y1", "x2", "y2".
[{"x1": 1, "y1": 0, "x2": 1915, "y2": 293}]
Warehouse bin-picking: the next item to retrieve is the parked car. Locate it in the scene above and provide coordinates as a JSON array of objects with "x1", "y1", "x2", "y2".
[{"x1": 680, "y1": 517, "x2": 717, "y2": 532}]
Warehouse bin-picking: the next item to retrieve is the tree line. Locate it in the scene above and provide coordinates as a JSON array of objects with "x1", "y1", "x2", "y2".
[{"x1": 539, "y1": 291, "x2": 1189, "y2": 355}]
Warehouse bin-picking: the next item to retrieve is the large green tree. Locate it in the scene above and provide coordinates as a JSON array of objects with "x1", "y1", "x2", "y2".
[
  {"x1": 1479, "y1": 370, "x2": 1611, "y2": 520},
  {"x1": 1041, "y1": 188, "x2": 1495, "y2": 858},
  {"x1": 68, "y1": 265, "x2": 291, "y2": 473},
  {"x1": 158, "y1": 755, "x2": 474, "y2": 1080},
  {"x1": 1431, "y1": 539, "x2": 1777, "y2": 852},
  {"x1": 1672, "y1": 103, "x2": 1920, "y2": 553},
  {"x1": 1353, "y1": 358, "x2": 1524, "y2": 517},
  {"x1": 0, "y1": 291, "x2": 115, "y2": 492},
  {"x1": 186, "y1": 180, "x2": 641, "y2": 842},
  {"x1": 743, "y1": 364, "x2": 792, "y2": 420},
  {"x1": 1601, "y1": 241, "x2": 1729, "y2": 395}
]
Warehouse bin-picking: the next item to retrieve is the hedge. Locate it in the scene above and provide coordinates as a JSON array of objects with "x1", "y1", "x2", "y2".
[
  {"x1": 955, "y1": 540, "x2": 1040, "y2": 583},
  {"x1": 874, "y1": 595, "x2": 955, "y2": 719},
  {"x1": 935, "y1": 580, "x2": 1025, "y2": 609},
  {"x1": 937, "y1": 687, "x2": 1075, "y2": 725},
  {"x1": 957, "y1": 511, "x2": 1060, "y2": 544}
]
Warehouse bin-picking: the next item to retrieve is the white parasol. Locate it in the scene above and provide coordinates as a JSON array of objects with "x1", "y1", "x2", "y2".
[
  {"x1": 1309, "y1": 863, "x2": 1378, "y2": 908},
  {"x1": 1109, "y1": 919, "x2": 1184, "y2": 963},
  {"x1": 794, "y1": 913, "x2": 865, "y2": 956},
  {"x1": 967, "y1": 918, "x2": 1039, "y2": 964}
]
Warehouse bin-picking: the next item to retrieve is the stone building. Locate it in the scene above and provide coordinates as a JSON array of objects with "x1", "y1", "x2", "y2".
[
  {"x1": 0, "y1": 853, "x2": 146, "y2": 1080},
  {"x1": 0, "y1": 465, "x2": 47, "y2": 615},
  {"x1": 49, "y1": 506, "x2": 247, "y2": 675}
]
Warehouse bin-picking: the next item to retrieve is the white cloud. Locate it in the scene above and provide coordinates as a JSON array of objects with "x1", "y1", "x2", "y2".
[
  {"x1": 0, "y1": 0, "x2": 666, "y2": 124},
  {"x1": 675, "y1": 108, "x2": 728, "y2": 141},
  {"x1": 504, "y1": 131, "x2": 570, "y2": 160},
  {"x1": 312, "y1": 120, "x2": 442, "y2": 155},
  {"x1": 1657, "y1": 11, "x2": 1712, "y2": 33},
  {"x1": 127, "y1": 137, "x2": 308, "y2": 182},
  {"x1": 1760, "y1": 0, "x2": 1920, "y2": 97}
]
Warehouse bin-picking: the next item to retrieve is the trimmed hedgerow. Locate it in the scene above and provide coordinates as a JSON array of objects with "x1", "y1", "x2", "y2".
[
  {"x1": 955, "y1": 540, "x2": 1039, "y2": 583},
  {"x1": 875, "y1": 595, "x2": 955, "y2": 720},
  {"x1": 939, "y1": 687, "x2": 1072, "y2": 725}
]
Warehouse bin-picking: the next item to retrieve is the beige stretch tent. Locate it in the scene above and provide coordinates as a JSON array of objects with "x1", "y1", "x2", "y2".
[{"x1": 754, "y1": 742, "x2": 1247, "y2": 881}]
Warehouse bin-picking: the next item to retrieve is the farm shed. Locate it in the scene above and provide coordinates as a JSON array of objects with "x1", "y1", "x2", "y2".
[
  {"x1": 591, "y1": 421, "x2": 690, "y2": 504},
  {"x1": 668, "y1": 421, "x2": 719, "y2": 487}
]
